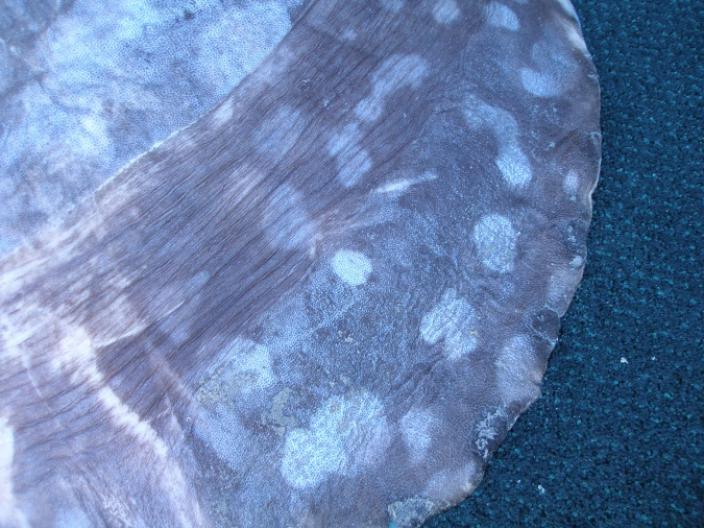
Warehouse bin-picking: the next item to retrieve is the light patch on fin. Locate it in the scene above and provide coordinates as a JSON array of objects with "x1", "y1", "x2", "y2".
[
  {"x1": 486, "y1": 2, "x2": 519, "y2": 31},
  {"x1": 463, "y1": 96, "x2": 532, "y2": 187},
  {"x1": 400, "y1": 408, "x2": 436, "y2": 463},
  {"x1": 555, "y1": 0, "x2": 579, "y2": 20},
  {"x1": 263, "y1": 183, "x2": 317, "y2": 251},
  {"x1": 519, "y1": 41, "x2": 575, "y2": 97},
  {"x1": 472, "y1": 213, "x2": 518, "y2": 273},
  {"x1": 331, "y1": 249, "x2": 373, "y2": 286},
  {"x1": 388, "y1": 497, "x2": 437, "y2": 528},
  {"x1": 563, "y1": 169, "x2": 580, "y2": 199},
  {"x1": 424, "y1": 461, "x2": 480, "y2": 503},
  {"x1": 495, "y1": 336, "x2": 542, "y2": 404},
  {"x1": 432, "y1": 0, "x2": 460, "y2": 24},
  {"x1": 327, "y1": 123, "x2": 373, "y2": 188},
  {"x1": 211, "y1": 97, "x2": 235, "y2": 127},
  {"x1": 546, "y1": 267, "x2": 581, "y2": 316},
  {"x1": 355, "y1": 54, "x2": 429, "y2": 122},
  {"x1": 419, "y1": 288, "x2": 478, "y2": 359},
  {"x1": 520, "y1": 68, "x2": 561, "y2": 97},
  {"x1": 196, "y1": 337, "x2": 276, "y2": 403},
  {"x1": 373, "y1": 170, "x2": 437, "y2": 195},
  {"x1": 379, "y1": 0, "x2": 404, "y2": 13},
  {"x1": 253, "y1": 105, "x2": 305, "y2": 156},
  {"x1": 281, "y1": 391, "x2": 390, "y2": 489}
]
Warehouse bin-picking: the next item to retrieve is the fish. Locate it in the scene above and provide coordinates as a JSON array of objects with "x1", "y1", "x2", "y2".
[{"x1": 0, "y1": 0, "x2": 600, "y2": 526}]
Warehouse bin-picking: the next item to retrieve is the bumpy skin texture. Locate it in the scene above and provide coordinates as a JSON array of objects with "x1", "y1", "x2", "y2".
[{"x1": 0, "y1": 1, "x2": 600, "y2": 527}]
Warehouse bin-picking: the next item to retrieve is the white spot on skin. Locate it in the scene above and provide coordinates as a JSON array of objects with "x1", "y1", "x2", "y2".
[
  {"x1": 463, "y1": 96, "x2": 532, "y2": 187},
  {"x1": 400, "y1": 408, "x2": 436, "y2": 463},
  {"x1": 211, "y1": 97, "x2": 235, "y2": 127},
  {"x1": 424, "y1": 462, "x2": 480, "y2": 503},
  {"x1": 555, "y1": 0, "x2": 578, "y2": 19},
  {"x1": 327, "y1": 123, "x2": 373, "y2": 187},
  {"x1": 520, "y1": 68, "x2": 562, "y2": 97},
  {"x1": 197, "y1": 337, "x2": 276, "y2": 400},
  {"x1": 331, "y1": 250, "x2": 372, "y2": 286},
  {"x1": 472, "y1": 214, "x2": 518, "y2": 273},
  {"x1": 486, "y1": 2, "x2": 519, "y2": 30},
  {"x1": 519, "y1": 41, "x2": 576, "y2": 97},
  {"x1": 379, "y1": 0, "x2": 404, "y2": 13},
  {"x1": 254, "y1": 105, "x2": 305, "y2": 156},
  {"x1": 495, "y1": 336, "x2": 542, "y2": 404},
  {"x1": 563, "y1": 169, "x2": 580, "y2": 199},
  {"x1": 538, "y1": 484, "x2": 547, "y2": 495},
  {"x1": 355, "y1": 54, "x2": 429, "y2": 122},
  {"x1": 281, "y1": 391, "x2": 390, "y2": 489},
  {"x1": 620, "y1": 357, "x2": 629, "y2": 364},
  {"x1": 432, "y1": 0, "x2": 460, "y2": 24},
  {"x1": 557, "y1": 15, "x2": 589, "y2": 54},
  {"x1": 373, "y1": 170, "x2": 438, "y2": 195},
  {"x1": 570, "y1": 255, "x2": 584, "y2": 268},
  {"x1": 263, "y1": 183, "x2": 317, "y2": 251},
  {"x1": 420, "y1": 288, "x2": 478, "y2": 360},
  {"x1": 388, "y1": 497, "x2": 437, "y2": 528},
  {"x1": 547, "y1": 267, "x2": 581, "y2": 315}
]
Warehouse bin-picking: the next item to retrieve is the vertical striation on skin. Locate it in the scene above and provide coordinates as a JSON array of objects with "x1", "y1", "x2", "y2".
[{"x1": 0, "y1": 0, "x2": 600, "y2": 526}]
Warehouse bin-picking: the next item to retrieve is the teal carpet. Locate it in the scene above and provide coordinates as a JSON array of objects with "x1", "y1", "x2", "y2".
[{"x1": 427, "y1": 1, "x2": 704, "y2": 526}]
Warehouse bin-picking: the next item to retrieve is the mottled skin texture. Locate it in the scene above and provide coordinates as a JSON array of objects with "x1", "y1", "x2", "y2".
[{"x1": 0, "y1": 0, "x2": 600, "y2": 527}]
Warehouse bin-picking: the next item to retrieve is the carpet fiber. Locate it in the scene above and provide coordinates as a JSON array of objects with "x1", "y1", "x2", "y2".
[{"x1": 426, "y1": 1, "x2": 704, "y2": 526}]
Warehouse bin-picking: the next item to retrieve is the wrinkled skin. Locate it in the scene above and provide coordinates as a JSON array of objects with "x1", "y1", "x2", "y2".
[{"x1": 0, "y1": 0, "x2": 600, "y2": 526}]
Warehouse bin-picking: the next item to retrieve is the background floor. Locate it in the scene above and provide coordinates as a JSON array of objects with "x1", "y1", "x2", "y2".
[{"x1": 426, "y1": 1, "x2": 703, "y2": 526}]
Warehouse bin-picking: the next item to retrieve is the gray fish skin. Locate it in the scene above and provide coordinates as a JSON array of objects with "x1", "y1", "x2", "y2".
[{"x1": 0, "y1": 0, "x2": 600, "y2": 527}]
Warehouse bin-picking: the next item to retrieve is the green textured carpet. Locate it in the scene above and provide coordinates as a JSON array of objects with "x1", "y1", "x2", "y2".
[{"x1": 426, "y1": 1, "x2": 704, "y2": 526}]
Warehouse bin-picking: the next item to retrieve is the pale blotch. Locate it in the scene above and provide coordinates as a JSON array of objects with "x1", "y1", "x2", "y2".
[
  {"x1": 197, "y1": 338, "x2": 275, "y2": 403},
  {"x1": 563, "y1": 169, "x2": 580, "y2": 199},
  {"x1": 327, "y1": 123, "x2": 373, "y2": 187},
  {"x1": 555, "y1": 0, "x2": 579, "y2": 19},
  {"x1": 400, "y1": 408, "x2": 436, "y2": 463},
  {"x1": 520, "y1": 68, "x2": 561, "y2": 97},
  {"x1": 331, "y1": 249, "x2": 372, "y2": 286},
  {"x1": 463, "y1": 96, "x2": 532, "y2": 187},
  {"x1": 388, "y1": 497, "x2": 437, "y2": 528},
  {"x1": 424, "y1": 461, "x2": 480, "y2": 503},
  {"x1": 263, "y1": 183, "x2": 317, "y2": 251},
  {"x1": 379, "y1": 0, "x2": 404, "y2": 13},
  {"x1": 520, "y1": 41, "x2": 575, "y2": 97},
  {"x1": 281, "y1": 391, "x2": 390, "y2": 489},
  {"x1": 355, "y1": 54, "x2": 429, "y2": 122},
  {"x1": 211, "y1": 97, "x2": 235, "y2": 127},
  {"x1": 432, "y1": 0, "x2": 460, "y2": 24},
  {"x1": 547, "y1": 267, "x2": 581, "y2": 316},
  {"x1": 253, "y1": 105, "x2": 305, "y2": 156},
  {"x1": 486, "y1": 2, "x2": 519, "y2": 30},
  {"x1": 495, "y1": 146, "x2": 532, "y2": 188},
  {"x1": 495, "y1": 336, "x2": 542, "y2": 403},
  {"x1": 420, "y1": 288, "x2": 478, "y2": 360},
  {"x1": 472, "y1": 214, "x2": 518, "y2": 273},
  {"x1": 557, "y1": 15, "x2": 589, "y2": 54},
  {"x1": 373, "y1": 170, "x2": 438, "y2": 195}
]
